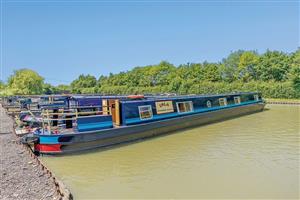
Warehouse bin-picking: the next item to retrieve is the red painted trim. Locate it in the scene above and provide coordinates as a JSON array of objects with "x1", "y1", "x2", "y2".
[{"x1": 35, "y1": 144, "x2": 62, "y2": 152}]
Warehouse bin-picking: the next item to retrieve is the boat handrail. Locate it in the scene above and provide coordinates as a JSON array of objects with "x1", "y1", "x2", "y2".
[
  {"x1": 41, "y1": 110, "x2": 105, "y2": 116},
  {"x1": 41, "y1": 114, "x2": 109, "y2": 121},
  {"x1": 41, "y1": 117, "x2": 78, "y2": 121},
  {"x1": 4, "y1": 105, "x2": 21, "y2": 108},
  {"x1": 40, "y1": 105, "x2": 109, "y2": 111},
  {"x1": 69, "y1": 105, "x2": 103, "y2": 108}
]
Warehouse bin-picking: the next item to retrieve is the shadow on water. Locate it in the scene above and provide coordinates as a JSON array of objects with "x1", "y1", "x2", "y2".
[{"x1": 41, "y1": 109, "x2": 266, "y2": 157}]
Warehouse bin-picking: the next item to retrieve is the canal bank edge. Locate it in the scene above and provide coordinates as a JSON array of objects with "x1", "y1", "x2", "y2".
[
  {"x1": 14, "y1": 136, "x2": 74, "y2": 200},
  {"x1": 0, "y1": 105, "x2": 73, "y2": 200},
  {"x1": 265, "y1": 98, "x2": 300, "y2": 105},
  {"x1": 12, "y1": 129, "x2": 74, "y2": 200}
]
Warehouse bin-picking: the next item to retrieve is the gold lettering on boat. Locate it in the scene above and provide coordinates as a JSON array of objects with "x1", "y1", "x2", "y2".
[{"x1": 155, "y1": 101, "x2": 174, "y2": 114}]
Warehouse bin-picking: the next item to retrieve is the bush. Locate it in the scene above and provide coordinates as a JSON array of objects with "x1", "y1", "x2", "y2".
[{"x1": 97, "y1": 81, "x2": 299, "y2": 99}]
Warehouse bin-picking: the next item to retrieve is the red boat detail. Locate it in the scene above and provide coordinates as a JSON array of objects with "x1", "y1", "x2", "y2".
[{"x1": 35, "y1": 144, "x2": 62, "y2": 152}]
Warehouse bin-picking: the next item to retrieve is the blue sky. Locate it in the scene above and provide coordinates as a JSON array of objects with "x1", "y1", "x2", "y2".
[{"x1": 1, "y1": 0, "x2": 299, "y2": 85}]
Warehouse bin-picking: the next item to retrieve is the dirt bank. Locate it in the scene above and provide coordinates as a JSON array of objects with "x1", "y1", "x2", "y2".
[{"x1": 0, "y1": 106, "x2": 61, "y2": 200}]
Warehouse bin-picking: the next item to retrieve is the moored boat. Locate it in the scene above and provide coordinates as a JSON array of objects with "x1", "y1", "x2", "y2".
[{"x1": 22, "y1": 92, "x2": 265, "y2": 154}]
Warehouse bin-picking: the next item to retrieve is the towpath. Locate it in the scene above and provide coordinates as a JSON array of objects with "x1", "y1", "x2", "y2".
[{"x1": 0, "y1": 105, "x2": 60, "y2": 200}]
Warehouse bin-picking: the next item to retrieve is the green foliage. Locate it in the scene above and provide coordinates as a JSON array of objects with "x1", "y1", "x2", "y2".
[
  {"x1": 55, "y1": 84, "x2": 71, "y2": 94},
  {"x1": 7, "y1": 69, "x2": 44, "y2": 95},
  {"x1": 98, "y1": 81, "x2": 299, "y2": 99},
  {"x1": 202, "y1": 62, "x2": 222, "y2": 82},
  {"x1": 42, "y1": 83, "x2": 58, "y2": 95},
  {"x1": 221, "y1": 50, "x2": 244, "y2": 82},
  {"x1": 0, "y1": 81, "x2": 12, "y2": 96},
  {"x1": 255, "y1": 50, "x2": 291, "y2": 81},
  {"x1": 99, "y1": 61, "x2": 176, "y2": 88},
  {"x1": 2, "y1": 49, "x2": 299, "y2": 99},
  {"x1": 237, "y1": 51, "x2": 259, "y2": 82},
  {"x1": 95, "y1": 49, "x2": 299, "y2": 99},
  {"x1": 70, "y1": 74, "x2": 97, "y2": 94},
  {"x1": 289, "y1": 49, "x2": 300, "y2": 92},
  {"x1": 0, "y1": 80, "x2": 5, "y2": 90}
]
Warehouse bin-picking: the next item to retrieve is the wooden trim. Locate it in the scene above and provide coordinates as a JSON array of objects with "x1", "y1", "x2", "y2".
[
  {"x1": 115, "y1": 99, "x2": 121, "y2": 126},
  {"x1": 102, "y1": 99, "x2": 108, "y2": 115}
]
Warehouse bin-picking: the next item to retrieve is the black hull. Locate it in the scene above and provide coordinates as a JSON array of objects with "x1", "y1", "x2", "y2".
[{"x1": 38, "y1": 103, "x2": 265, "y2": 154}]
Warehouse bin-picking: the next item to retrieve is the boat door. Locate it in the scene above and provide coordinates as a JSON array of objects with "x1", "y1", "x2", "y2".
[{"x1": 108, "y1": 99, "x2": 121, "y2": 126}]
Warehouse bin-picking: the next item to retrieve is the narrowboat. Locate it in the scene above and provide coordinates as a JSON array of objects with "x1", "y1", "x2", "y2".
[
  {"x1": 15, "y1": 95, "x2": 119, "y2": 136},
  {"x1": 37, "y1": 95, "x2": 70, "y2": 110},
  {"x1": 1, "y1": 96, "x2": 31, "y2": 115},
  {"x1": 15, "y1": 95, "x2": 70, "y2": 135},
  {"x1": 22, "y1": 92, "x2": 265, "y2": 154}
]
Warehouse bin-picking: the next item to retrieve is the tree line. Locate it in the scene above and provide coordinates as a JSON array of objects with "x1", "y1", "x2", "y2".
[{"x1": 1, "y1": 49, "x2": 299, "y2": 99}]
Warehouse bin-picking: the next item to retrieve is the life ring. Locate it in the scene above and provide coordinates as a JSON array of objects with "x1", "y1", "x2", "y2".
[{"x1": 127, "y1": 95, "x2": 145, "y2": 99}]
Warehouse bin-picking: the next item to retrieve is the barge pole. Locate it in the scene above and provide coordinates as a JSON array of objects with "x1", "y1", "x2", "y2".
[{"x1": 0, "y1": 105, "x2": 73, "y2": 200}]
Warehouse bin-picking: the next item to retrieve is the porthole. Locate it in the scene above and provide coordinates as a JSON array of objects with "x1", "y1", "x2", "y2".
[{"x1": 206, "y1": 100, "x2": 212, "y2": 108}]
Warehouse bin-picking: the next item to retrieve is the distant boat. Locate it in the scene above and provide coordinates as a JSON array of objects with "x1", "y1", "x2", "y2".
[{"x1": 21, "y1": 92, "x2": 265, "y2": 155}]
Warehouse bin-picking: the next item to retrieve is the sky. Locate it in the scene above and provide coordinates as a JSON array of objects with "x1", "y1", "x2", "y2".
[{"x1": 1, "y1": 0, "x2": 299, "y2": 85}]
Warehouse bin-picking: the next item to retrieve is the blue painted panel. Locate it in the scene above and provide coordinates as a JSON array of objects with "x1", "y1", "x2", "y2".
[
  {"x1": 77, "y1": 98, "x2": 102, "y2": 107},
  {"x1": 39, "y1": 135, "x2": 59, "y2": 144},
  {"x1": 121, "y1": 93, "x2": 261, "y2": 125},
  {"x1": 69, "y1": 96, "x2": 103, "y2": 107},
  {"x1": 125, "y1": 100, "x2": 261, "y2": 125},
  {"x1": 77, "y1": 121, "x2": 113, "y2": 132},
  {"x1": 77, "y1": 115, "x2": 113, "y2": 132},
  {"x1": 77, "y1": 115, "x2": 112, "y2": 123}
]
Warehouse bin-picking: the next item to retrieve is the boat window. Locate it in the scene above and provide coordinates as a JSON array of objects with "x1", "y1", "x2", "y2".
[
  {"x1": 138, "y1": 105, "x2": 153, "y2": 120},
  {"x1": 234, "y1": 96, "x2": 241, "y2": 104},
  {"x1": 254, "y1": 94, "x2": 259, "y2": 101},
  {"x1": 176, "y1": 101, "x2": 194, "y2": 113},
  {"x1": 206, "y1": 100, "x2": 212, "y2": 108},
  {"x1": 219, "y1": 98, "x2": 227, "y2": 106}
]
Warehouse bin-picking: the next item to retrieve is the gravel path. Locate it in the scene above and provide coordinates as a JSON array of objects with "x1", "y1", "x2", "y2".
[{"x1": 0, "y1": 106, "x2": 60, "y2": 200}]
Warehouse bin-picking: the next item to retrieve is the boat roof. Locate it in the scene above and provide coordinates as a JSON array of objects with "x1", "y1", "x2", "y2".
[
  {"x1": 4, "y1": 92, "x2": 260, "y2": 103},
  {"x1": 120, "y1": 92, "x2": 259, "y2": 103},
  {"x1": 69, "y1": 95, "x2": 128, "y2": 100}
]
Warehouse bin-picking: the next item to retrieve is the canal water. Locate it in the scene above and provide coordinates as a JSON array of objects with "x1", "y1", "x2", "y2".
[{"x1": 42, "y1": 105, "x2": 299, "y2": 199}]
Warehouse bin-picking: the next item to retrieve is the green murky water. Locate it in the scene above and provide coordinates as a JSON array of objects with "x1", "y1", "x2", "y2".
[{"x1": 42, "y1": 105, "x2": 300, "y2": 199}]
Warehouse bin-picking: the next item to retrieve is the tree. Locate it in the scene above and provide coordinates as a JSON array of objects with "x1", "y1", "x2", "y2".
[
  {"x1": 56, "y1": 84, "x2": 71, "y2": 94},
  {"x1": 0, "y1": 80, "x2": 5, "y2": 90},
  {"x1": 70, "y1": 74, "x2": 97, "y2": 94},
  {"x1": 237, "y1": 51, "x2": 259, "y2": 82},
  {"x1": 4, "y1": 49, "x2": 297, "y2": 98},
  {"x1": 289, "y1": 49, "x2": 300, "y2": 92},
  {"x1": 8, "y1": 69, "x2": 44, "y2": 95},
  {"x1": 168, "y1": 76, "x2": 183, "y2": 92},
  {"x1": 0, "y1": 81, "x2": 8, "y2": 96},
  {"x1": 221, "y1": 50, "x2": 244, "y2": 82},
  {"x1": 42, "y1": 83, "x2": 58, "y2": 95},
  {"x1": 255, "y1": 50, "x2": 291, "y2": 81},
  {"x1": 202, "y1": 62, "x2": 222, "y2": 82},
  {"x1": 146, "y1": 61, "x2": 176, "y2": 86}
]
